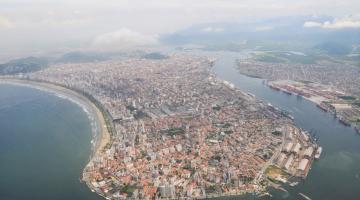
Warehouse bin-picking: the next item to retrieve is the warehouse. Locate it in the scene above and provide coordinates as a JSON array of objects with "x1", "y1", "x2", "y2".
[
  {"x1": 297, "y1": 158, "x2": 310, "y2": 177},
  {"x1": 283, "y1": 142, "x2": 294, "y2": 153},
  {"x1": 277, "y1": 153, "x2": 287, "y2": 166},
  {"x1": 284, "y1": 155, "x2": 294, "y2": 170},
  {"x1": 303, "y1": 146, "x2": 314, "y2": 158},
  {"x1": 292, "y1": 143, "x2": 301, "y2": 154}
]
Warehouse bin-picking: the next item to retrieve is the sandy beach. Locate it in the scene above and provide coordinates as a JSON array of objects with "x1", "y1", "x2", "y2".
[{"x1": 0, "y1": 78, "x2": 111, "y2": 158}]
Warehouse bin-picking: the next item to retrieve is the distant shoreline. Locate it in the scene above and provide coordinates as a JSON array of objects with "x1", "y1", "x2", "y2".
[{"x1": 0, "y1": 78, "x2": 111, "y2": 164}]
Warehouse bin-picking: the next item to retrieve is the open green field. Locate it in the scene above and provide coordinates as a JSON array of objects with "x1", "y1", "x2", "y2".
[
  {"x1": 265, "y1": 165, "x2": 290, "y2": 180},
  {"x1": 251, "y1": 49, "x2": 360, "y2": 66}
]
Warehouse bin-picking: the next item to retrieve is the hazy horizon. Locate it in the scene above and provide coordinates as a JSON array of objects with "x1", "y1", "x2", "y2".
[
  {"x1": 1, "y1": 0, "x2": 360, "y2": 59},
  {"x1": 1, "y1": 1, "x2": 360, "y2": 200}
]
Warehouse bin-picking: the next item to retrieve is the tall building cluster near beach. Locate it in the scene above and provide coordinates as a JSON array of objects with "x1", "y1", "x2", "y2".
[{"x1": 25, "y1": 54, "x2": 315, "y2": 199}]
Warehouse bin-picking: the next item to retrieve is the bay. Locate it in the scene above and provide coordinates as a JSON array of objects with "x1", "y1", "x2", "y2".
[{"x1": 0, "y1": 84, "x2": 103, "y2": 200}]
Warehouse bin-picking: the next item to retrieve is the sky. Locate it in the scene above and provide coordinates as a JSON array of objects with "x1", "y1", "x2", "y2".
[{"x1": 0, "y1": 0, "x2": 360, "y2": 56}]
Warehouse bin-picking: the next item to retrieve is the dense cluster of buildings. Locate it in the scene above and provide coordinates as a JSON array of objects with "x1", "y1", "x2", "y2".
[
  {"x1": 27, "y1": 54, "x2": 311, "y2": 199},
  {"x1": 237, "y1": 60, "x2": 360, "y2": 96},
  {"x1": 237, "y1": 60, "x2": 360, "y2": 134},
  {"x1": 274, "y1": 125, "x2": 321, "y2": 179}
]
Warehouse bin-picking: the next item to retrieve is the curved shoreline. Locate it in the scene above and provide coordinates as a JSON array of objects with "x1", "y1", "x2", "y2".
[{"x1": 0, "y1": 78, "x2": 111, "y2": 179}]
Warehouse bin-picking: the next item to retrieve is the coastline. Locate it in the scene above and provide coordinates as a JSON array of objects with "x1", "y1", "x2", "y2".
[
  {"x1": 214, "y1": 56, "x2": 360, "y2": 200},
  {"x1": 209, "y1": 67, "x2": 291, "y2": 196},
  {"x1": 236, "y1": 69, "x2": 359, "y2": 131},
  {"x1": 265, "y1": 80, "x2": 360, "y2": 129},
  {"x1": 0, "y1": 78, "x2": 111, "y2": 174},
  {"x1": 0, "y1": 77, "x2": 264, "y2": 199},
  {"x1": 237, "y1": 72, "x2": 338, "y2": 117},
  {"x1": 267, "y1": 81, "x2": 324, "y2": 105}
]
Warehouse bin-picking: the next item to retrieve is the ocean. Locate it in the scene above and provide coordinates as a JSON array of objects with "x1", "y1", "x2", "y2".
[{"x1": 0, "y1": 84, "x2": 103, "y2": 200}]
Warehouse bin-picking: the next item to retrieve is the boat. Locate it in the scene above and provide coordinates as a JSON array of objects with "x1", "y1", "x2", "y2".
[
  {"x1": 316, "y1": 103, "x2": 328, "y2": 112},
  {"x1": 339, "y1": 118, "x2": 351, "y2": 126},
  {"x1": 281, "y1": 110, "x2": 294, "y2": 120},
  {"x1": 268, "y1": 84, "x2": 281, "y2": 91},
  {"x1": 355, "y1": 126, "x2": 360, "y2": 134},
  {"x1": 315, "y1": 147, "x2": 322, "y2": 159},
  {"x1": 247, "y1": 92, "x2": 255, "y2": 98},
  {"x1": 282, "y1": 90, "x2": 292, "y2": 95},
  {"x1": 275, "y1": 186, "x2": 288, "y2": 193},
  {"x1": 288, "y1": 115, "x2": 295, "y2": 120},
  {"x1": 259, "y1": 192, "x2": 272, "y2": 197},
  {"x1": 289, "y1": 182, "x2": 299, "y2": 187},
  {"x1": 299, "y1": 193, "x2": 312, "y2": 200}
]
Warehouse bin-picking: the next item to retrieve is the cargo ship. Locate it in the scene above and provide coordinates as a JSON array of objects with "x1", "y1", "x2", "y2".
[
  {"x1": 280, "y1": 110, "x2": 294, "y2": 120},
  {"x1": 339, "y1": 118, "x2": 351, "y2": 126},
  {"x1": 316, "y1": 103, "x2": 328, "y2": 112},
  {"x1": 268, "y1": 84, "x2": 281, "y2": 91},
  {"x1": 282, "y1": 90, "x2": 293, "y2": 95}
]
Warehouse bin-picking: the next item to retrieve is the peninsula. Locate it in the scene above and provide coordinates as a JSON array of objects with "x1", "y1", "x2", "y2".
[{"x1": 5, "y1": 54, "x2": 320, "y2": 199}]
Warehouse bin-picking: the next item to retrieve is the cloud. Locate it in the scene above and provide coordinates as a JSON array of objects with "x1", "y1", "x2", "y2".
[
  {"x1": 0, "y1": 16, "x2": 14, "y2": 28},
  {"x1": 92, "y1": 28, "x2": 158, "y2": 49},
  {"x1": 202, "y1": 26, "x2": 224, "y2": 33},
  {"x1": 323, "y1": 18, "x2": 360, "y2": 29},
  {"x1": 255, "y1": 26, "x2": 273, "y2": 31},
  {"x1": 304, "y1": 16, "x2": 360, "y2": 29},
  {"x1": 1, "y1": 0, "x2": 360, "y2": 53},
  {"x1": 303, "y1": 21, "x2": 322, "y2": 28}
]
